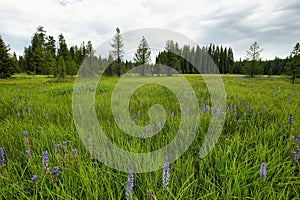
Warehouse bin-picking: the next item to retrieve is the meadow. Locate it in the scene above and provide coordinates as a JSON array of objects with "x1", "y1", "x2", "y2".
[{"x1": 0, "y1": 74, "x2": 299, "y2": 199}]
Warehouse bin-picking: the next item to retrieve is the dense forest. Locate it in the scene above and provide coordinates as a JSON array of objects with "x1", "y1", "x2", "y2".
[{"x1": 0, "y1": 26, "x2": 299, "y2": 82}]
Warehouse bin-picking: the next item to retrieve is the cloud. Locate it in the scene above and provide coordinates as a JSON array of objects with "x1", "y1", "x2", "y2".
[{"x1": 0, "y1": 0, "x2": 299, "y2": 60}]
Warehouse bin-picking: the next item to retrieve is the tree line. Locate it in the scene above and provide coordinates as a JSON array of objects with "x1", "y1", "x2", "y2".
[{"x1": 0, "y1": 26, "x2": 299, "y2": 82}]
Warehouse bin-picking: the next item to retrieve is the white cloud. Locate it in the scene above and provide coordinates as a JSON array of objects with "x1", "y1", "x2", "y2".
[{"x1": 0, "y1": 0, "x2": 299, "y2": 60}]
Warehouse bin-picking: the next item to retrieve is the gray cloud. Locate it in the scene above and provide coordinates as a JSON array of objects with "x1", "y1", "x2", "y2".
[{"x1": 0, "y1": 0, "x2": 299, "y2": 60}]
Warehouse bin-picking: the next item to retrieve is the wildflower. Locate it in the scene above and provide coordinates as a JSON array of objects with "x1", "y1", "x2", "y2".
[
  {"x1": 295, "y1": 135, "x2": 300, "y2": 144},
  {"x1": 27, "y1": 104, "x2": 31, "y2": 113},
  {"x1": 229, "y1": 104, "x2": 232, "y2": 112},
  {"x1": 234, "y1": 112, "x2": 237, "y2": 118},
  {"x1": 26, "y1": 150, "x2": 32, "y2": 157},
  {"x1": 216, "y1": 107, "x2": 221, "y2": 117},
  {"x1": 186, "y1": 107, "x2": 189, "y2": 116},
  {"x1": 259, "y1": 162, "x2": 266, "y2": 180},
  {"x1": 31, "y1": 175, "x2": 38, "y2": 183},
  {"x1": 291, "y1": 152, "x2": 300, "y2": 162},
  {"x1": 42, "y1": 151, "x2": 49, "y2": 172},
  {"x1": 145, "y1": 125, "x2": 149, "y2": 134},
  {"x1": 163, "y1": 157, "x2": 170, "y2": 191},
  {"x1": 148, "y1": 190, "x2": 152, "y2": 200},
  {"x1": 72, "y1": 149, "x2": 77, "y2": 155},
  {"x1": 132, "y1": 113, "x2": 136, "y2": 121},
  {"x1": 14, "y1": 99, "x2": 17, "y2": 105},
  {"x1": 228, "y1": 115, "x2": 231, "y2": 121},
  {"x1": 62, "y1": 141, "x2": 67, "y2": 146},
  {"x1": 244, "y1": 112, "x2": 247, "y2": 119},
  {"x1": 171, "y1": 111, "x2": 174, "y2": 117},
  {"x1": 45, "y1": 112, "x2": 48, "y2": 118},
  {"x1": 126, "y1": 165, "x2": 134, "y2": 200},
  {"x1": 23, "y1": 131, "x2": 29, "y2": 139},
  {"x1": 51, "y1": 166, "x2": 59, "y2": 175},
  {"x1": 243, "y1": 101, "x2": 246, "y2": 107},
  {"x1": 288, "y1": 115, "x2": 293, "y2": 125},
  {"x1": 54, "y1": 144, "x2": 61, "y2": 152},
  {"x1": 278, "y1": 124, "x2": 281, "y2": 128},
  {"x1": 237, "y1": 119, "x2": 241, "y2": 124},
  {"x1": 234, "y1": 104, "x2": 237, "y2": 110},
  {"x1": 137, "y1": 110, "x2": 140, "y2": 117},
  {"x1": 0, "y1": 148, "x2": 5, "y2": 165}
]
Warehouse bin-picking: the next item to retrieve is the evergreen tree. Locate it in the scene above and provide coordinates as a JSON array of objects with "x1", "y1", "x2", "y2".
[
  {"x1": 134, "y1": 36, "x2": 151, "y2": 76},
  {"x1": 0, "y1": 36, "x2": 15, "y2": 78},
  {"x1": 286, "y1": 42, "x2": 300, "y2": 83},
  {"x1": 57, "y1": 56, "x2": 66, "y2": 80},
  {"x1": 110, "y1": 27, "x2": 124, "y2": 77},
  {"x1": 246, "y1": 41, "x2": 263, "y2": 78}
]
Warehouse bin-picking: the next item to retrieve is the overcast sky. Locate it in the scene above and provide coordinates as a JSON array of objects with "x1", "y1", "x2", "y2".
[{"x1": 1, "y1": 0, "x2": 300, "y2": 60}]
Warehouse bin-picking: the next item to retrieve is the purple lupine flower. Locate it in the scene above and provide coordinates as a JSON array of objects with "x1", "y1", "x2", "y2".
[
  {"x1": 14, "y1": 99, "x2": 17, "y2": 105},
  {"x1": 0, "y1": 148, "x2": 5, "y2": 165},
  {"x1": 126, "y1": 165, "x2": 134, "y2": 200},
  {"x1": 42, "y1": 151, "x2": 49, "y2": 170},
  {"x1": 72, "y1": 149, "x2": 77, "y2": 155},
  {"x1": 288, "y1": 115, "x2": 293, "y2": 125},
  {"x1": 205, "y1": 105, "x2": 210, "y2": 112},
  {"x1": 237, "y1": 119, "x2": 241, "y2": 124},
  {"x1": 234, "y1": 112, "x2": 237, "y2": 118},
  {"x1": 145, "y1": 125, "x2": 149, "y2": 133},
  {"x1": 298, "y1": 102, "x2": 300, "y2": 107},
  {"x1": 201, "y1": 104, "x2": 205, "y2": 113},
  {"x1": 23, "y1": 131, "x2": 29, "y2": 139},
  {"x1": 137, "y1": 110, "x2": 141, "y2": 117},
  {"x1": 162, "y1": 157, "x2": 170, "y2": 191},
  {"x1": 26, "y1": 150, "x2": 32, "y2": 157},
  {"x1": 148, "y1": 190, "x2": 152, "y2": 200},
  {"x1": 51, "y1": 166, "x2": 59, "y2": 175},
  {"x1": 31, "y1": 175, "x2": 38, "y2": 183},
  {"x1": 259, "y1": 162, "x2": 266, "y2": 180},
  {"x1": 131, "y1": 113, "x2": 136, "y2": 121},
  {"x1": 62, "y1": 141, "x2": 67, "y2": 146},
  {"x1": 229, "y1": 104, "x2": 233, "y2": 112},
  {"x1": 287, "y1": 97, "x2": 291, "y2": 104},
  {"x1": 295, "y1": 135, "x2": 300, "y2": 144},
  {"x1": 244, "y1": 112, "x2": 247, "y2": 119},
  {"x1": 291, "y1": 152, "x2": 300, "y2": 162},
  {"x1": 27, "y1": 104, "x2": 31, "y2": 113},
  {"x1": 234, "y1": 104, "x2": 237, "y2": 110},
  {"x1": 243, "y1": 101, "x2": 246, "y2": 107},
  {"x1": 278, "y1": 124, "x2": 281, "y2": 128},
  {"x1": 186, "y1": 107, "x2": 189, "y2": 116},
  {"x1": 54, "y1": 144, "x2": 61, "y2": 152}
]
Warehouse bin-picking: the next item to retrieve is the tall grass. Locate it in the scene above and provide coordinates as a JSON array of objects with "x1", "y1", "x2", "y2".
[{"x1": 0, "y1": 75, "x2": 299, "y2": 199}]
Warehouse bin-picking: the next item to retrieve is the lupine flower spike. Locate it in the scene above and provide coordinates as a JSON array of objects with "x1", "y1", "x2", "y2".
[
  {"x1": 62, "y1": 141, "x2": 68, "y2": 152},
  {"x1": 51, "y1": 166, "x2": 59, "y2": 183},
  {"x1": 126, "y1": 165, "x2": 134, "y2": 200},
  {"x1": 163, "y1": 157, "x2": 170, "y2": 191},
  {"x1": 42, "y1": 151, "x2": 50, "y2": 174},
  {"x1": 23, "y1": 131, "x2": 30, "y2": 148},
  {"x1": 0, "y1": 148, "x2": 5, "y2": 166},
  {"x1": 147, "y1": 190, "x2": 152, "y2": 200},
  {"x1": 32, "y1": 175, "x2": 38, "y2": 190},
  {"x1": 55, "y1": 144, "x2": 62, "y2": 165},
  {"x1": 259, "y1": 162, "x2": 266, "y2": 180},
  {"x1": 72, "y1": 149, "x2": 78, "y2": 167}
]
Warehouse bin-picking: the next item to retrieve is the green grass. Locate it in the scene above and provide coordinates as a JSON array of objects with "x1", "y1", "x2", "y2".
[{"x1": 0, "y1": 75, "x2": 299, "y2": 199}]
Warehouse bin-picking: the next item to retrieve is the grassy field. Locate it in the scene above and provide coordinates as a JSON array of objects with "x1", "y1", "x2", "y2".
[{"x1": 0, "y1": 75, "x2": 299, "y2": 199}]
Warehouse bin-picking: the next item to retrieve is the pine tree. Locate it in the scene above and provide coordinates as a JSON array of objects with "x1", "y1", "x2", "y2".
[
  {"x1": 134, "y1": 36, "x2": 151, "y2": 76},
  {"x1": 110, "y1": 27, "x2": 124, "y2": 77},
  {"x1": 246, "y1": 42, "x2": 263, "y2": 78},
  {"x1": 0, "y1": 36, "x2": 15, "y2": 78},
  {"x1": 286, "y1": 42, "x2": 300, "y2": 83}
]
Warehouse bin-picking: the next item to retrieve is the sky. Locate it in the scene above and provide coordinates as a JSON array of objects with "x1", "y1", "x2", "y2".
[{"x1": 1, "y1": 0, "x2": 300, "y2": 61}]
